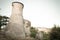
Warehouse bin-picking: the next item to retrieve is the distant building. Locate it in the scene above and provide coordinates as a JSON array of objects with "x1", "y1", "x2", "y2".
[
  {"x1": 36, "y1": 27, "x2": 51, "y2": 33},
  {"x1": 35, "y1": 27, "x2": 51, "y2": 40}
]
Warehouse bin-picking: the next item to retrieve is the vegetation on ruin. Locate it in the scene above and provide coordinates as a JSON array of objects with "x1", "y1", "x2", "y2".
[{"x1": 30, "y1": 27, "x2": 37, "y2": 38}]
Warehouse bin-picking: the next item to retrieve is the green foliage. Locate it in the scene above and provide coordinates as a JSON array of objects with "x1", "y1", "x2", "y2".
[
  {"x1": 49, "y1": 25, "x2": 60, "y2": 40},
  {"x1": 0, "y1": 16, "x2": 2, "y2": 20},
  {"x1": 43, "y1": 32, "x2": 49, "y2": 40},
  {"x1": 0, "y1": 16, "x2": 3, "y2": 29},
  {"x1": 30, "y1": 27, "x2": 37, "y2": 38},
  {"x1": 0, "y1": 15, "x2": 9, "y2": 30}
]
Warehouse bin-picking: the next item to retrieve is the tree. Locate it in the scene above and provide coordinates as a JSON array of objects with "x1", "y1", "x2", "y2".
[
  {"x1": 49, "y1": 25, "x2": 60, "y2": 40},
  {"x1": 0, "y1": 16, "x2": 2, "y2": 29},
  {"x1": 43, "y1": 32, "x2": 49, "y2": 40},
  {"x1": 2, "y1": 16, "x2": 9, "y2": 25},
  {"x1": 30, "y1": 27, "x2": 37, "y2": 38},
  {"x1": 0, "y1": 15, "x2": 9, "y2": 30}
]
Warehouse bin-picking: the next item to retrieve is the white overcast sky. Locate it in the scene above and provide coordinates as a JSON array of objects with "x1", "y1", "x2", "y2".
[{"x1": 0, "y1": 0, "x2": 60, "y2": 28}]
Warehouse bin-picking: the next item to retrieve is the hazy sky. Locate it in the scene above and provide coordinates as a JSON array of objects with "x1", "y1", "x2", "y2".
[{"x1": 0, "y1": 0, "x2": 60, "y2": 28}]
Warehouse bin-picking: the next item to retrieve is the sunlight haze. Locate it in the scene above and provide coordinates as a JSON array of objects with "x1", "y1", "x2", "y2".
[{"x1": 0, "y1": 0, "x2": 60, "y2": 28}]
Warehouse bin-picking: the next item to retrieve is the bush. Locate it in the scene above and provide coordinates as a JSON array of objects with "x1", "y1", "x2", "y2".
[
  {"x1": 49, "y1": 25, "x2": 60, "y2": 40},
  {"x1": 30, "y1": 27, "x2": 37, "y2": 38}
]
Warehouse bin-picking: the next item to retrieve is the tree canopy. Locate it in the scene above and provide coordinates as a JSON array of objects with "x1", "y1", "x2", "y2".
[
  {"x1": 0, "y1": 15, "x2": 9, "y2": 30},
  {"x1": 49, "y1": 25, "x2": 60, "y2": 40}
]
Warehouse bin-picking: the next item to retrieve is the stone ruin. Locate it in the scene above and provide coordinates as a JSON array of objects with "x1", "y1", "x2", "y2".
[{"x1": 4, "y1": 1, "x2": 25, "y2": 40}]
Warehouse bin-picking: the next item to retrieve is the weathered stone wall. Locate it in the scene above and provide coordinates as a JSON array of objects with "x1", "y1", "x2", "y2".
[{"x1": 4, "y1": 2, "x2": 25, "y2": 40}]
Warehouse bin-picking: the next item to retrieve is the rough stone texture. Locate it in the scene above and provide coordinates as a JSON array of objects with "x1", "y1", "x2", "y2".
[
  {"x1": 4, "y1": 2, "x2": 25, "y2": 40},
  {"x1": 0, "y1": 30, "x2": 14, "y2": 40},
  {"x1": 0, "y1": 30, "x2": 36, "y2": 40},
  {"x1": 24, "y1": 19, "x2": 31, "y2": 37}
]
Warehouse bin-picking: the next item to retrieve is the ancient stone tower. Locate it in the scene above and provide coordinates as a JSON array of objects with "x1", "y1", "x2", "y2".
[{"x1": 5, "y1": 2, "x2": 25, "y2": 40}]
